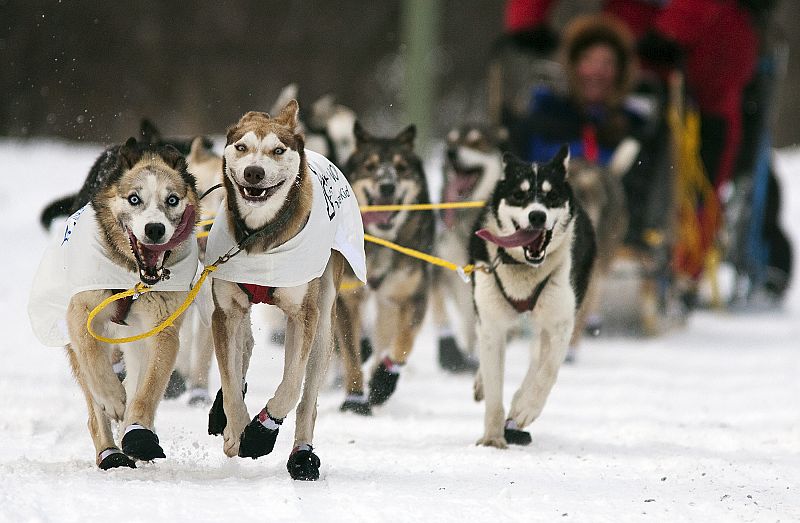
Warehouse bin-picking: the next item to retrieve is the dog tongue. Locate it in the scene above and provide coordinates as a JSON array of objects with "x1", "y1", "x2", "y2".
[
  {"x1": 138, "y1": 205, "x2": 196, "y2": 268},
  {"x1": 442, "y1": 174, "x2": 479, "y2": 228},
  {"x1": 145, "y1": 205, "x2": 196, "y2": 253},
  {"x1": 361, "y1": 211, "x2": 395, "y2": 227},
  {"x1": 475, "y1": 227, "x2": 544, "y2": 248}
]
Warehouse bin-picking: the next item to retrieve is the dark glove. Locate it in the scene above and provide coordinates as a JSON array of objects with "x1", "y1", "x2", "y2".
[
  {"x1": 637, "y1": 31, "x2": 683, "y2": 67},
  {"x1": 507, "y1": 25, "x2": 560, "y2": 55}
]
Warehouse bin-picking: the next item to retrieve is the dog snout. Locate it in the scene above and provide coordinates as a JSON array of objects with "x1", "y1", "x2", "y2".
[
  {"x1": 447, "y1": 148, "x2": 459, "y2": 164},
  {"x1": 243, "y1": 165, "x2": 265, "y2": 185},
  {"x1": 144, "y1": 222, "x2": 166, "y2": 242},
  {"x1": 528, "y1": 210, "x2": 547, "y2": 229},
  {"x1": 379, "y1": 183, "x2": 395, "y2": 198}
]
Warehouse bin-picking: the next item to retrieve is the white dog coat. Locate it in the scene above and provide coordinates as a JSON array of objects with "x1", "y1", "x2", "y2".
[
  {"x1": 205, "y1": 150, "x2": 367, "y2": 288},
  {"x1": 28, "y1": 205, "x2": 200, "y2": 347}
]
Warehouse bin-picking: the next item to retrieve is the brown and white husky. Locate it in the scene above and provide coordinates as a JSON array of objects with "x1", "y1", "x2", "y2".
[{"x1": 204, "y1": 102, "x2": 365, "y2": 480}]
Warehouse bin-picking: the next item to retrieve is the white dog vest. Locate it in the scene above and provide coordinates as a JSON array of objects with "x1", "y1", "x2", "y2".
[
  {"x1": 28, "y1": 204, "x2": 200, "y2": 347},
  {"x1": 205, "y1": 149, "x2": 367, "y2": 288}
]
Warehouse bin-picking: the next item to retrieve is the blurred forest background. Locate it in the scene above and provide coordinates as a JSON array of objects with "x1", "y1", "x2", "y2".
[{"x1": 2, "y1": 0, "x2": 799, "y2": 147}]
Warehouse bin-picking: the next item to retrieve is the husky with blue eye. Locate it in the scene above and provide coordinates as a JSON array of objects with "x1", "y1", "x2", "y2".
[
  {"x1": 29, "y1": 138, "x2": 200, "y2": 469},
  {"x1": 470, "y1": 146, "x2": 596, "y2": 448}
]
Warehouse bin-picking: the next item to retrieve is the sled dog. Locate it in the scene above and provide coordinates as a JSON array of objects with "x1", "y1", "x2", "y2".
[
  {"x1": 471, "y1": 147, "x2": 595, "y2": 447},
  {"x1": 335, "y1": 122, "x2": 434, "y2": 415},
  {"x1": 564, "y1": 155, "x2": 628, "y2": 359},
  {"x1": 431, "y1": 124, "x2": 507, "y2": 373},
  {"x1": 29, "y1": 139, "x2": 200, "y2": 469},
  {"x1": 204, "y1": 102, "x2": 366, "y2": 480}
]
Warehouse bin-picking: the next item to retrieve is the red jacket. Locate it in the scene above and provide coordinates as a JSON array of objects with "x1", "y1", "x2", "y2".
[
  {"x1": 655, "y1": 0, "x2": 757, "y2": 187},
  {"x1": 504, "y1": 0, "x2": 662, "y2": 39}
]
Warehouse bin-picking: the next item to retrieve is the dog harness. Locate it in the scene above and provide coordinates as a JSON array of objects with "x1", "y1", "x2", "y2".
[
  {"x1": 205, "y1": 150, "x2": 366, "y2": 290},
  {"x1": 28, "y1": 204, "x2": 200, "y2": 347},
  {"x1": 237, "y1": 283, "x2": 276, "y2": 305},
  {"x1": 494, "y1": 269, "x2": 551, "y2": 313}
]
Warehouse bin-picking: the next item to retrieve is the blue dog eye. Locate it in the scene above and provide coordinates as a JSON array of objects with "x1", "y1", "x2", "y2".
[
  {"x1": 166, "y1": 195, "x2": 179, "y2": 207},
  {"x1": 128, "y1": 194, "x2": 141, "y2": 206}
]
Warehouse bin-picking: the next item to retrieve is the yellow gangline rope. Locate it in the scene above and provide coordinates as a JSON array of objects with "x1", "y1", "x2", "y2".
[
  {"x1": 364, "y1": 234, "x2": 476, "y2": 276},
  {"x1": 360, "y1": 201, "x2": 485, "y2": 212},
  {"x1": 91, "y1": 201, "x2": 485, "y2": 344},
  {"x1": 86, "y1": 266, "x2": 217, "y2": 344}
]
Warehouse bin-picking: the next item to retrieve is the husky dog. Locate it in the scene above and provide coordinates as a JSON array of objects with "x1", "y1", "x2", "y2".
[
  {"x1": 431, "y1": 124, "x2": 507, "y2": 373},
  {"x1": 39, "y1": 120, "x2": 213, "y2": 230},
  {"x1": 28, "y1": 139, "x2": 200, "y2": 469},
  {"x1": 204, "y1": 102, "x2": 365, "y2": 481},
  {"x1": 471, "y1": 147, "x2": 595, "y2": 448},
  {"x1": 335, "y1": 122, "x2": 434, "y2": 415},
  {"x1": 172, "y1": 137, "x2": 224, "y2": 405},
  {"x1": 269, "y1": 84, "x2": 357, "y2": 169},
  {"x1": 564, "y1": 155, "x2": 628, "y2": 361},
  {"x1": 260, "y1": 86, "x2": 358, "y2": 346}
]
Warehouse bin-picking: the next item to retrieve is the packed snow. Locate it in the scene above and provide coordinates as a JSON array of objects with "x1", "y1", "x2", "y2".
[{"x1": 0, "y1": 140, "x2": 797, "y2": 522}]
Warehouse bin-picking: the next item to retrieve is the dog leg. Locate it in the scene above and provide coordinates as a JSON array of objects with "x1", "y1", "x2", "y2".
[
  {"x1": 335, "y1": 291, "x2": 371, "y2": 415},
  {"x1": 509, "y1": 315, "x2": 573, "y2": 429},
  {"x1": 267, "y1": 285, "x2": 320, "y2": 419},
  {"x1": 120, "y1": 312, "x2": 182, "y2": 461},
  {"x1": 67, "y1": 296, "x2": 126, "y2": 421},
  {"x1": 211, "y1": 280, "x2": 251, "y2": 458},
  {"x1": 291, "y1": 273, "x2": 338, "y2": 480},
  {"x1": 187, "y1": 312, "x2": 214, "y2": 406},
  {"x1": 67, "y1": 346, "x2": 135, "y2": 470},
  {"x1": 239, "y1": 282, "x2": 321, "y2": 460},
  {"x1": 476, "y1": 321, "x2": 508, "y2": 448}
]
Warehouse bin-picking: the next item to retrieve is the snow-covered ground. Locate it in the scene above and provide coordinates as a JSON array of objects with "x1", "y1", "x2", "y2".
[{"x1": 0, "y1": 140, "x2": 798, "y2": 522}]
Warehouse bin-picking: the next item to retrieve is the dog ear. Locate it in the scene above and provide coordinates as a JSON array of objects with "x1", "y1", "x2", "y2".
[
  {"x1": 225, "y1": 125, "x2": 238, "y2": 147},
  {"x1": 396, "y1": 125, "x2": 416, "y2": 150},
  {"x1": 161, "y1": 144, "x2": 188, "y2": 172},
  {"x1": 353, "y1": 120, "x2": 371, "y2": 145},
  {"x1": 554, "y1": 144, "x2": 570, "y2": 174},
  {"x1": 139, "y1": 119, "x2": 161, "y2": 145},
  {"x1": 275, "y1": 99, "x2": 300, "y2": 132},
  {"x1": 119, "y1": 137, "x2": 141, "y2": 170}
]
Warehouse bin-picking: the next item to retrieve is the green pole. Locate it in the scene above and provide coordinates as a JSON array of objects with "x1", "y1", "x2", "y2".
[{"x1": 401, "y1": 0, "x2": 441, "y2": 157}]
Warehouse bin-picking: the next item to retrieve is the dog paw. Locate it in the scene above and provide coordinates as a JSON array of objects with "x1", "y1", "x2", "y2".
[
  {"x1": 97, "y1": 448, "x2": 136, "y2": 470},
  {"x1": 339, "y1": 393, "x2": 372, "y2": 416},
  {"x1": 286, "y1": 445, "x2": 321, "y2": 481},
  {"x1": 238, "y1": 414, "x2": 280, "y2": 459},
  {"x1": 367, "y1": 358, "x2": 400, "y2": 406},
  {"x1": 438, "y1": 336, "x2": 479, "y2": 374},
  {"x1": 504, "y1": 428, "x2": 532, "y2": 446},
  {"x1": 222, "y1": 410, "x2": 250, "y2": 458},
  {"x1": 476, "y1": 435, "x2": 508, "y2": 449},
  {"x1": 121, "y1": 425, "x2": 165, "y2": 461}
]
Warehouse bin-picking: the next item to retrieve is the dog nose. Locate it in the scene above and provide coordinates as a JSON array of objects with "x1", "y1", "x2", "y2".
[
  {"x1": 447, "y1": 148, "x2": 459, "y2": 163},
  {"x1": 379, "y1": 183, "x2": 395, "y2": 198},
  {"x1": 243, "y1": 165, "x2": 265, "y2": 185},
  {"x1": 144, "y1": 222, "x2": 166, "y2": 242},
  {"x1": 528, "y1": 210, "x2": 547, "y2": 229}
]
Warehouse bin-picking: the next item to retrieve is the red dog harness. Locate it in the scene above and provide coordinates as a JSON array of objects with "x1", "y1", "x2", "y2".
[{"x1": 237, "y1": 283, "x2": 276, "y2": 305}]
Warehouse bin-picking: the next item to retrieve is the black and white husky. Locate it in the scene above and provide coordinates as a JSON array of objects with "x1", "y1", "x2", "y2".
[{"x1": 470, "y1": 146, "x2": 596, "y2": 448}]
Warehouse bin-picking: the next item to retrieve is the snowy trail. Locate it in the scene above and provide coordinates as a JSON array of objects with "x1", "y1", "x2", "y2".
[{"x1": 0, "y1": 141, "x2": 798, "y2": 522}]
